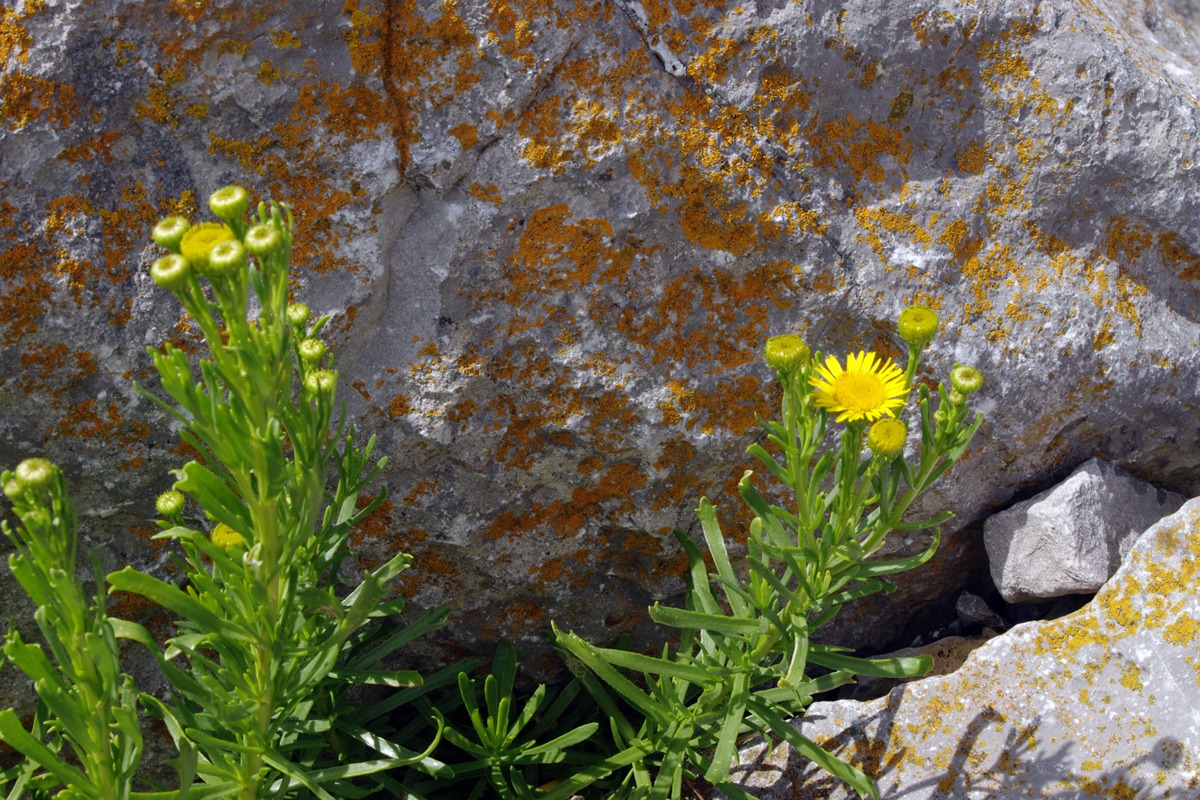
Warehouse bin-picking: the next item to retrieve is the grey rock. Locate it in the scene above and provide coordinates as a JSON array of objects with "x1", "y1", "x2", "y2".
[
  {"x1": 954, "y1": 590, "x2": 1006, "y2": 629},
  {"x1": 984, "y1": 457, "x2": 1186, "y2": 603},
  {"x1": 728, "y1": 497, "x2": 1200, "y2": 799},
  {"x1": 2, "y1": 0, "x2": 1200, "y2": 676}
]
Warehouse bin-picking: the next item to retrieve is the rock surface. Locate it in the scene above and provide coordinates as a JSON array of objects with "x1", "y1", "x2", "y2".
[
  {"x1": 985, "y1": 457, "x2": 1187, "y2": 603},
  {"x1": 4, "y1": 0, "x2": 1200, "y2": 671},
  {"x1": 729, "y1": 496, "x2": 1200, "y2": 799}
]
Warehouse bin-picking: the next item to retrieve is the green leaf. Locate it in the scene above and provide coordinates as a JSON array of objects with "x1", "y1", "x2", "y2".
[
  {"x1": 807, "y1": 649, "x2": 933, "y2": 679},
  {"x1": 260, "y1": 750, "x2": 337, "y2": 800},
  {"x1": 753, "y1": 669, "x2": 854, "y2": 706},
  {"x1": 678, "y1": 521, "x2": 720, "y2": 617},
  {"x1": 506, "y1": 683, "x2": 545, "y2": 742},
  {"x1": 173, "y1": 461, "x2": 251, "y2": 534},
  {"x1": 746, "y1": 443, "x2": 790, "y2": 485},
  {"x1": 518, "y1": 721, "x2": 599, "y2": 757},
  {"x1": 704, "y1": 670, "x2": 750, "y2": 784},
  {"x1": 649, "y1": 604, "x2": 764, "y2": 639},
  {"x1": 0, "y1": 709, "x2": 89, "y2": 792},
  {"x1": 588, "y1": 643, "x2": 714, "y2": 684},
  {"x1": 335, "y1": 713, "x2": 450, "y2": 775},
  {"x1": 650, "y1": 726, "x2": 688, "y2": 800},
  {"x1": 537, "y1": 743, "x2": 650, "y2": 800},
  {"x1": 852, "y1": 528, "x2": 940, "y2": 577},
  {"x1": 107, "y1": 567, "x2": 248, "y2": 641},
  {"x1": 694, "y1": 500, "x2": 748, "y2": 617},
  {"x1": 326, "y1": 668, "x2": 422, "y2": 688},
  {"x1": 345, "y1": 607, "x2": 449, "y2": 670},
  {"x1": 552, "y1": 628, "x2": 672, "y2": 727}
]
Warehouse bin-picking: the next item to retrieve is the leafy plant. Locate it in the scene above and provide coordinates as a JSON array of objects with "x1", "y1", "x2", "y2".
[
  {"x1": 550, "y1": 307, "x2": 984, "y2": 799},
  {"x1": 1, "y1": 186, "x2": 447, "y2": 799},
  {"x1": 391, "y1": 641, "x2": 612, "y2": 800},
  {"x1": 1, "y1": 459, "x2": 143, "y2": 800}
]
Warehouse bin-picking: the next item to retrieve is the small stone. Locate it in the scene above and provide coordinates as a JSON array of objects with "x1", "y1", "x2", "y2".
[
  {"x1": 984, "y1": 458, "x2": 1186, "y2": 603},
  {"x1": 954, "y1": 590, "x2": 1005, "y2": 629}
]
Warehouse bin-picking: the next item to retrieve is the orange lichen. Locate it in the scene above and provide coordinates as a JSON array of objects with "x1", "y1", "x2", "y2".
[
  {"x1": 808, "y1": 113, "x2": 911, "y2": 187},
  {"x1": 1, "y1": 72, "x2": 76, "y2": 130},
  {"x1": 956, "y1": 140, "x2": 988, "y2": 175},
  {"x1": 0, "y1": 7, "x2": 35, "y2": 68},
  {"x1": 448, "y1": 121, "x2": 478, "y2": 150},
  {"x1": 468, "y1": 182, "x2": 503, "y2": 205}
]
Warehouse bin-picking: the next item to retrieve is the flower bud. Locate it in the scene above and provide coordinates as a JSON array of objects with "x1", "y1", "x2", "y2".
[
  {"x1": 155, "y1": 490, "x2": 185, "y2": 517},
  {"x1": 206, "y1": 239, "x2": 247, "y2": 276},
  {"x1": 948, "y1": 389, "x2": 966, "y2": 406},
  {"x1": 208, "y1": 186, "x2": 251, "y2": 223},
  {"x1": 150, "y1": 254, "x2": 192, "y2": 291},
  {"x1": 764, "y1": 334, "x2": 810, "y2": 373},
  {"x1": 286, "y1": 303, "x2": 311, "y2": 328},
  {"x1": 179, "y1": 222, "x2": 235, "y2": 272},
  {"x1": 152, "y1": 216, "x2": 190, "y2": 252},
  {"x1": 14, "y1": 458, "x2": 57, "y2": 492},
  {"x1": 211, "y1": 522, "x2": 246, "y2": 549},
  {"x1": 244, "y1": 223, "x2": 282, "y2": 257},
  {"x1": 304, "y1": 369, "x2": 337, "y2": 396},
  {"x1": 298, "y1": 338, "x2": 326, "y2": 365},
  {"x1": 3, "y1": 479, "x2": 22, "y2": 499},
  {"x1": 867, "y1": 418, "x2": 907, "y2": 459},
  {"x1": 898, "y1": 304, "x2": 939, "y2": 348},
  {"x1": 950, "y1": 364, "x2": 983, "y2": 397}
]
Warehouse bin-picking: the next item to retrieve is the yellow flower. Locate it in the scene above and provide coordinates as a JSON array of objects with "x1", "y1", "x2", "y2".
[
  {"x1": 212, "y1": 522, "x2": 246, "y2": 549},
  {"x1": 810, "y1": 351, "x2": 908, "y2": 423},
  {"x1": 179, "y1": 222, "x2": 235, "y2": 272},
  {"x1": 867, "y1": 418, "x2": 907, "y2": 459}
]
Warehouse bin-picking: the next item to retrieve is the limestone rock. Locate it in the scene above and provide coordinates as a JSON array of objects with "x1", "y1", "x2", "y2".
[
  {"x1": 3, "y1": 0, "x2": 1200, "y2": 673},
  {"x1": 985, "y1": 457, "x2": 1186, "y2": 603},
  {"x1": 729, "y1": 497, "x2": 1200, "y2": 799}
]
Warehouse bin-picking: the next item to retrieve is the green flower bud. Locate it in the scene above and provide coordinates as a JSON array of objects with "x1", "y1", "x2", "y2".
[
  {"x1": 867, "y1": 418, "x2": 907, "y2": 459},
  {"x1": 950, "y1": 364, "x2": 983, "y2": 397},
  {"x1": 244, "y1": 223, "x2": 282, "y2": 257},
  {"x1": 14, "y1": 458, "x2": 57, "y2": 492},
  {"x1": 155, "y1": 490, "x2": 185, "y2": 517},
  {"x1": 206, "y1": 239, "x2": 247, "y2": 276},
  {"x1": 304, "y1": 369, "x2": 337, "y2": 396},
  {"x1": 947, "y1": 389, "x2": 966, "y2": 406},
  {"x1": 152, "y1": 216, "x2": 190, "y2": 252},
  {"x1": 3, "y1": 479, "x2": 22, "y2": 499},
  {"x1": 764, "y1": 334, "x2": 810, "y2": 373},
  {"x1": 898, "y1": 304, "x2": 939, "y2": 348},
  {"x1": 298, "y1": 338, "x2": 326, "y2": 365},
  {"x1": 208, "y1": 185, "x2": 251, "y2": 223},
  {"x1": 286, "y1": 303, "x2": 311, "y2": 328},
  {"x1": 179, "y1": 222, "x2": 235, "y2": 272},
  {"x1": 150, "y1": 254, "x2": 192, "y2": 291}
]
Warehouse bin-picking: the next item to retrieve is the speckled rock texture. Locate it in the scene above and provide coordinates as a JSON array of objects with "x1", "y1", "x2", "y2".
[
  {"x1": 985, "y1": 457, "x2": 1187, "y2": 603},
  {"x1": 729, "y1": 497, "x2": 1200, "y2": 799},
  {"x1": 3, "y1": 0, "x2": 1200, "y2": 673}
]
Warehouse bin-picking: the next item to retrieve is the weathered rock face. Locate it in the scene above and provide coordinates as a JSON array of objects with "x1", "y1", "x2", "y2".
[
  {"x1": 4, "y1": 0, "x2": 1200, "y2": 672},
  {"x1": 729, "y1": 496, "x2": 1200, "y2": 800},
  {"x1": 985, "y1": 457, "x2": 1187, "y2": 603}
]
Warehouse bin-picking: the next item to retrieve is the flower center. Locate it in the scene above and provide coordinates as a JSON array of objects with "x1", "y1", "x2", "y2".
[{"x1": 833, "y1": 374, "x2": 885, "y2": 412}]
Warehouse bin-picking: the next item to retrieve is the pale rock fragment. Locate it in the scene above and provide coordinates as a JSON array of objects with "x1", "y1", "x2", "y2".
[{"x1": 984, "y1": 458, "x2": 1185, "y2": 603}]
